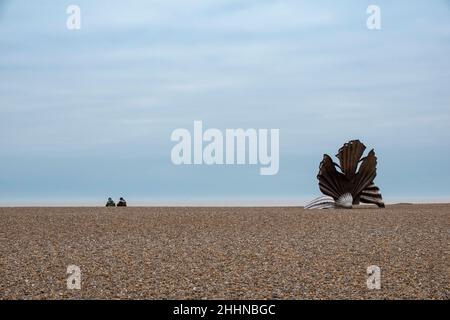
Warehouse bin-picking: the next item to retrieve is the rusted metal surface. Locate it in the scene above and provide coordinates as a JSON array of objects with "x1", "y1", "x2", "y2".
[{"x1": 317, "y1": 140, "x2": 385, "y2": 208}]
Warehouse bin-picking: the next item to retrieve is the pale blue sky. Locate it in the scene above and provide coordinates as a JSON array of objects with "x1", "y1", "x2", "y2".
[{"x1": 1, "y1": 0, "x2": 450, "y2": 205}]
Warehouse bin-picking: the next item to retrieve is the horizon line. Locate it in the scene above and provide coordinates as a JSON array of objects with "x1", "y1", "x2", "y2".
[{"x1": 1, "y1": 197, "x2": 450, "y2": 207}]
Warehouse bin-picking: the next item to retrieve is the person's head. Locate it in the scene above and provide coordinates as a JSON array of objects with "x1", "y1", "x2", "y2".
[
  {"x1": 120, "y1": 197, "x2": 124, "y2": 201},
  {"x1": 108, "y1": 197, "x2": 112, "y2": 201}
]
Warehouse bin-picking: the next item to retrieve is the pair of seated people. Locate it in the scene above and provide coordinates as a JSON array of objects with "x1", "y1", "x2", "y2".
[{"x1": 106, "y1": 197, "x2": 127, "y2": 207}]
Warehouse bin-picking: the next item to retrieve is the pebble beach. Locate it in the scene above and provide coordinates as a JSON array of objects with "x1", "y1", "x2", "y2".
[{"x1": 1, "y1": 205, "x2": 449, "y2": 299}]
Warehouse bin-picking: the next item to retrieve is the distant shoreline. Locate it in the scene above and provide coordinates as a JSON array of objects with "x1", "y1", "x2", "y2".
[{"x1": 1, "y1": 200, "x2": 450, "y2": 208}]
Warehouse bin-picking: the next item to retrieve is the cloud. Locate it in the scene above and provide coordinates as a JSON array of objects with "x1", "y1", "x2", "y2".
[{"x1": 0, "y1": 0, "x2": 450, "y2": 201}]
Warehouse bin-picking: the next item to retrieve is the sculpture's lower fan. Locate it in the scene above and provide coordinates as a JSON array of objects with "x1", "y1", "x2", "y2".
[{"x1": 305, "y1": 140, "x2": 385, "y2": 209}]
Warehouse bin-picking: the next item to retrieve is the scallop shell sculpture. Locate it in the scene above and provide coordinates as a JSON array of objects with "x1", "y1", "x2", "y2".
[
  {"x1": 336, "y1": 193, "x2": 353, "y2": 209},
  {"x1": 305, "y1": 140, "x2": 385, "y2": 209},
  {"x1": 304, "y1": 195, "x2": 336, "y2": 209}
]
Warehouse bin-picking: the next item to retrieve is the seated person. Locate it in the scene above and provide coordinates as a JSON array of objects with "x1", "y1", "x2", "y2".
[
  {"x1": 117, "y1": 197, "x2": 127, "y2": 207},
  {"x1": 105, "y1": 197, "x2": 116, "y2": 207}
]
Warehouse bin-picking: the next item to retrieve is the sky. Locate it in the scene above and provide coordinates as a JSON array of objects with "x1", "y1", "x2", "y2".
[{"x1": 1, "y1": 0, "x2": 450, "y2": 205}]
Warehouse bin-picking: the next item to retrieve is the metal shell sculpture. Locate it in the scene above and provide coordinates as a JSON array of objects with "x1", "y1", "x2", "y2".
[{"x1": 305, "y1": 140, "x2": 385, "y2": 209}]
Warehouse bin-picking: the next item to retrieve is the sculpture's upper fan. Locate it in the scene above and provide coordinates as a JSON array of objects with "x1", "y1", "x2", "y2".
[{"x1": 316, "y1": 140, "x2": 385, "y2": 208}]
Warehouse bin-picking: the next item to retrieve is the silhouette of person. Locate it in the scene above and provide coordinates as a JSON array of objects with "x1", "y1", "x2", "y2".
[
  {"x1": 117, "y1": 197, "x2": 127, "y2": 207},
  {"x1": 106, "y1": 197, "x2": 116, "y2": 207}
]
